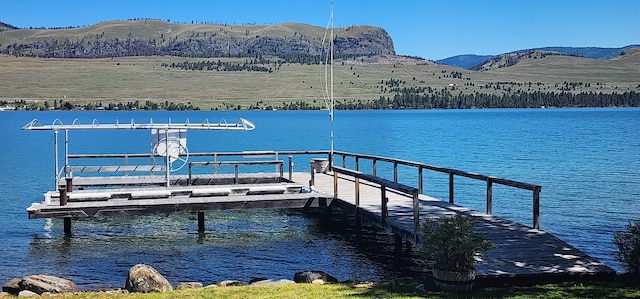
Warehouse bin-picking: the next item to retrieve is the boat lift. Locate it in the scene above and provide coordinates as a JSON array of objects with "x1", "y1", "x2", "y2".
[{"x1": 22, "y1": 117, "x2": 256, "y2": 189}]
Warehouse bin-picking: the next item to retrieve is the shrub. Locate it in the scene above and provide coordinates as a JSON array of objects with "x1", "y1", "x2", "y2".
[
  {"x1": 419, "y1": 213, "x2": 494, "y2": 273},
  {"x1": 614, "y1": 220, "x2": 640, "y2": 274}
]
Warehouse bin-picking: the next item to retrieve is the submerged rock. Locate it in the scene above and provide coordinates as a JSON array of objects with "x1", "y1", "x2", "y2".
[{"x1": 124, "y1": 264, "x2": 173, "y2": 293}]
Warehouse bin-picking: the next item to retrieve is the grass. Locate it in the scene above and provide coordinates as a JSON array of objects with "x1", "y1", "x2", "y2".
[
  {"x1": 1, "y1": 50, "x2": 639, "y2": 110},
  {"x1": 39, "y1": 275, "x2": 640, "y2": 299}
]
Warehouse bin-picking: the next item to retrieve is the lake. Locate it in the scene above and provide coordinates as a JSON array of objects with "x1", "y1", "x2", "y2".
[{"x1": 1, "y1": 108, "x2": 638, "y2": 289}]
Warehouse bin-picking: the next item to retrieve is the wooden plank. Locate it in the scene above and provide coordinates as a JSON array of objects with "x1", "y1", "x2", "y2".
[{"x1": 290, "y1": 172, "x2": 615, "y2": 279}]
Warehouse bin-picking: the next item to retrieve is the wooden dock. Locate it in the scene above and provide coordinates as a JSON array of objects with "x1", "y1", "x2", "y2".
[
  {"x1": 24, "y1": 147, "x2": 616, "y2": 284},
  {"x1": 290, "y1": 169, "x2": 616, "y2": 283}
]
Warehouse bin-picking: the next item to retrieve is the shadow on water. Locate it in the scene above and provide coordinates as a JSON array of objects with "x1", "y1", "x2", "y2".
[{"x1": 27, "y1": 208, "x2": 427, "y2": 290}]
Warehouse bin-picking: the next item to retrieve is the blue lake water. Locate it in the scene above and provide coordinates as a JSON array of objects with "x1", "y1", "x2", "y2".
[{"x1": 1, "y1": 108, "x2": 639, "y2": 289}]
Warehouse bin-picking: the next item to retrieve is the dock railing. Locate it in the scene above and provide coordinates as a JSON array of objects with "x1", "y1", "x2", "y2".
[
  {"x1": 63, "y1": 150, "x2": 541, "y2": 229},
  {"x1": 331, "y1": 151, "x2": 542, "y2": 229},
  {"x1": 331, "y1": 165, "x2": 421, "y2": 241}
]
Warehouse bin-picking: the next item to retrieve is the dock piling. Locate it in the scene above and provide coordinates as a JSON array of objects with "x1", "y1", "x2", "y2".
[
  {"x1": 197, "y1": 211, "x2": 205, "y2": 233},
  {"x1": 63, "y1": 217, "x2": 71, "y2": 237}
]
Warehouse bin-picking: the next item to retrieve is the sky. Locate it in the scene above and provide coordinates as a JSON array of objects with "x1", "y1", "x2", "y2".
[{"x1": 2, "y1": 0, "x2": 639, "y2": 60}]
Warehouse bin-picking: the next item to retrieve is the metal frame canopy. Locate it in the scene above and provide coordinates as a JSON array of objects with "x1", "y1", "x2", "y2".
[
  {"x1": 22, "y1": 117, "x2": 255, "y2": 131},
  {"x1": 22, "y1": 117, "x2": 256, "y2": 189}
]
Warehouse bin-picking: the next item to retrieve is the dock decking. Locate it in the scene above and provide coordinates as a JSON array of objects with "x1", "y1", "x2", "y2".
[
  {"x1": 28, "y1": 168, "x2": 616, "y2": 282},
  {"x1": 290, "y1": 171, "x2": 616, "y2": 282}
]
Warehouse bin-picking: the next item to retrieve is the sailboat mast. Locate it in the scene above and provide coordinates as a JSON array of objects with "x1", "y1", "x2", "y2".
[{"x1": 329, "y1": 0, "x2": 335, "y2": 162}]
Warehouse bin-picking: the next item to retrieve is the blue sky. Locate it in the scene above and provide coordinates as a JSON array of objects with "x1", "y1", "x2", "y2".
[{"x1": 2, "y1": 0, "x2": 639, "y2": 60}]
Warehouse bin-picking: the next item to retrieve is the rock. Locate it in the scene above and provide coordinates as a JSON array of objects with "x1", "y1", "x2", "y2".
[
  {"x1": 311, "y1": 279, "x2": 325, "y2": 284},
  {"x1": 2, "y1": 278, "x2": 21, "y2": 295},
  {"x1": 18, "y1": 275, "x2": 79, "y2": 294},
  {"x1": 0, "y1": 292, "x2": 11, "y2": 298},
  {"x1": 176, "y1": 282, "x2": 203, "y2": 289},
  {"x1": 248, "y1": 277, "x2": 268, "y2": 284},
  {"x1": 17, "y1": 290, "x2": 38, "y2": 297},
  {"x1": 217, "y1": 280, "x2": 246, "y2": 287},
  {"x1": 124, "y1": 264, "x2": 173, "y2": 293},
  {"x1": 249, "y1": 279, "x2": 295, "y2": 286},
  {"x1": 293, "y1": 271, "x2": 338, "y2": 284}
]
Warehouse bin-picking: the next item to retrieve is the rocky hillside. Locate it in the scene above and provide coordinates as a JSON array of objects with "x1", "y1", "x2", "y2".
[
  {"x1": 0, "y1": 20, "x2": 394, "y2": 60},
  {"x1": 471, "y1": 50, "x2": 578, "y2": 71}
]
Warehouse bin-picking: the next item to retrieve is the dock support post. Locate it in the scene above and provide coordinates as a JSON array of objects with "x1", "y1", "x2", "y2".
[
  {"x1": 65, "y1": 177, "x2": 73, "y2": 193},
  {"x1": 63, "y1": 217, "x2": 72, "y2": 237},
  {"x1": 197, "y1": 211, "x2": 205, "y2": 233},
  {"x1": 58, "y1": 187, "x2": 67, "y2": 206}
]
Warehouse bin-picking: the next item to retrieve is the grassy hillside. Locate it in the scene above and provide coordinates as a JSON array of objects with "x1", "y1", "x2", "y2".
[
  {"x1": 0, "y1": 20, "x2": 393, "y2": 59},
  {"x1": 1, "y1": 49, "x2": 639, "y2": 110}
]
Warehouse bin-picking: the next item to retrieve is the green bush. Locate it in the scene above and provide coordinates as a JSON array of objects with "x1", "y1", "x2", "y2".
[
  {"x1": 419, "y1": 212, "x2": 495, "y2": 273},
  {"x1": 614, "y1": 220, "x2": 640, "y2": 274}
]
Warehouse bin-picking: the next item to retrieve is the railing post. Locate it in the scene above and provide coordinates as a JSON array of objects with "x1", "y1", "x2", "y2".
[
  {"x1": 355, "y1": 156, "x2": 359, "y2": 172},
  {"x1": 533, "y1": 186, "x2": 541, "y2": 229},
  {"x1": 413, "y1": 191, "x2": 420, "y2": 243},
  {"x1": 327, "y1": 152, "x2": 333, "y2": 172},
  {"x1": 448, "y1": 171, "x2": 454, "y2": 204},
  {"x1": 355, "y1": 176, "x2": 360, "y2": 215},
  {"x1": 309, "y1": 161, "x2": 315, "y2": 187},
  {"x1": 333, "y1": 169, "x2": 338, "y2": 198},
  {"x1": 418, "y1": 166, "x2": 423, "y2": 194},
  {"x1": 393, "y1": 161, "x2": 398, "y2": 183},
  {"x1": 372, "y1": 158, "x2": 377, "y2": 176},
  {"x1": 279, "y1": 163, "x2": 283, "y2": 182},
  {"x1": 124, "y1": 154, "x2": 129, "y2": 176},
  {"x1": 234, "y1": 164, "x2": 239, "y2": 184},
  {"x1": 381, "y1": 186, "x2": 388, "y2": 224},
  {"x1": 188, "y1": 163, "x2": 192, "y2": 185},
  {"x1": 342, "y1": 155, "x2": 346, "y2": 168},
  {"x1": 288, "y1": 155, "x2": 293, "y2": 181},
  {"x1": 213, "y1": 153, "x2": 218, "y2": 174},
  {"x1": 486, "y1": 178, "x2": 493, "y2": 215}
]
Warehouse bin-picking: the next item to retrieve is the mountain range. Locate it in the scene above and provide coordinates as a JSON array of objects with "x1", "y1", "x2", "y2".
[{"x1": 436, "y1": 45, "x2": 640, "y2": 69}]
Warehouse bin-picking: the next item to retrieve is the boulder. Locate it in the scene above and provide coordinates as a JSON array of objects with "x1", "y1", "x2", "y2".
[
  {"x1": 18, "y1": 275, "x2": 79, "y2": 294},
  {"x1": 17, "y1": 290, "x2": 38, "y2": 297},
  {"x1": 124, "y1": 264, "x2": 173, "y2": 293},
  {"x1": 293, "y1": 271, "x2": 338, "y2": 284},
  {"x1": 2, "y1": 278, "x2": 21, "y2": 295}
]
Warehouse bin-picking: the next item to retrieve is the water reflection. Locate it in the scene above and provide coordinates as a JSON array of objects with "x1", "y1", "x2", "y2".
[{"x1": 28, "y1": 208, "x2": 425, "y2": 290}]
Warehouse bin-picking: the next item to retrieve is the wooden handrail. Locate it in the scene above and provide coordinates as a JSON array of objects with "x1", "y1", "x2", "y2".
[
  {"x1": 332, "y1": 166, "x2": 421, "y2": 241},
  {"x1": 333, "y1": 151, "x2": 542, "y2": 229},
  {"x1": 67, "y1": 150, "x2": 541, "y2": 229}
]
